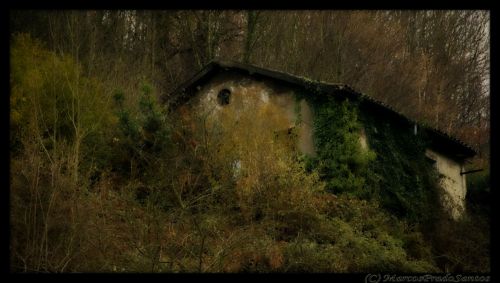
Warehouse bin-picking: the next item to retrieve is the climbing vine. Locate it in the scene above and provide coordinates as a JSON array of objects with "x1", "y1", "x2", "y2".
[
  {"x1": 359, "y1": 109, "x2": 441, "y2": 223},
  {"x1": 301, "y1": 86, "x2": 441, "y2": 224},
  {"x1": 309, "y1": 96, "x2": 375, "y2": 195}
]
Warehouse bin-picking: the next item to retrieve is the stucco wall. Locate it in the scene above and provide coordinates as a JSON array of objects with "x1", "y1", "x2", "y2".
[
  {"x1": 187, "y1": 72, "x2": 316, "y2": 157},
  {"x1": 425, "y1": 149, "x2": 466, "y2": 220}
]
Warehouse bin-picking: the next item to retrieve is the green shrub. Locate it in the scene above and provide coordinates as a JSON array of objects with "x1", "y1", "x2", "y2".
[{"x1": 309, "y1": 98, "x2": 376, "y2": 195}]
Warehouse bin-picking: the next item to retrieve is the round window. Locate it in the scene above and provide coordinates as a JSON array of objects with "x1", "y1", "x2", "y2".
[{"x1": 217, "y1": 88, "x2": 231, "y2": 105}]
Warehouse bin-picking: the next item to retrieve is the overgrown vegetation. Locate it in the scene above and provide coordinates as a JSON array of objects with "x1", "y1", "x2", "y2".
[
  {"x1": 301, "y1": 89, "x2": 489, "y2": 272},
  {"x1": 307, "y1": 97, "x2": 376, "y2": 196},
  {"x1": 360, "y1": 109, "x2": 441, "y2": 224},
  {"x1": 10, "y1": 31, "x2": 489, "y2": 274},
  {"x1": 428, "y1": 169, "x2": 490, "y2": 272}
]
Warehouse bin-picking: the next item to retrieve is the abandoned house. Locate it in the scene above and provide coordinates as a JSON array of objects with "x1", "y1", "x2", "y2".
[{"x1": 163, "y1": 60, "x2": 477, "y2": 220}]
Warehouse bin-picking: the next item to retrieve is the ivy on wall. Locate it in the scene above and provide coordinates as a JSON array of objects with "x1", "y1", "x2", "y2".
[
  {"x1": 359, "y1": 109, "x2": 441, "y2": 223},
  {"x1": 308, "y1": 96, "x2": 375, "y2": 195},
  {"x1": 300, "y1": 87, "x2": 441, "y2": 224}
]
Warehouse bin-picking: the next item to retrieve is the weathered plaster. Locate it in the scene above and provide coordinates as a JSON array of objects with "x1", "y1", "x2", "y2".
[
  {"x1": 188, "y1": 73, "x2": 316, "y2": 157},
  {"x1": 359, "y1": 128, "x2": 369, "y2": 150},
  {"x1": 297, "y1": 99, "x2": 316, "y2": 156},
  {"x1": 425, "y1": 148, "x2": 466, "y2": 220}
]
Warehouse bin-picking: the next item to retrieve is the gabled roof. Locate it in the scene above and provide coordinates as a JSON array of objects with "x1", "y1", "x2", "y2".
[{"x1": 164, "y1": 59, "x2": 476, "y2": 159}]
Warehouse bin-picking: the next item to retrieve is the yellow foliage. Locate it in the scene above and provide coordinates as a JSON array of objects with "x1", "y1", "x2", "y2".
[{"x1": 10, "y1": 33, "x2": 113, "y2": 147}]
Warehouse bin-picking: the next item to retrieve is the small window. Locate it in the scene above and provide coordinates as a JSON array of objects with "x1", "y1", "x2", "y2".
[{"x1": 217, "y1": 88, "x2": 231, "y2": 105}]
